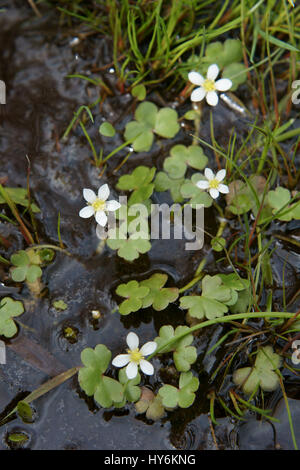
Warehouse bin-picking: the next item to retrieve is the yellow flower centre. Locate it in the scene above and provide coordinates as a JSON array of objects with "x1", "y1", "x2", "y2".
[
  {"x1": 91, "y1": 198, "x2": 106, "y2": 212},
  {"x1": 208, "y1": 178, "x2": 220, "y2": 189},
  {"x1": 128, "y1": 348, "x2": 143, "y2": 364},
  {"x1": 203, "y1": 79, "x2": 216, "y2": 92}
]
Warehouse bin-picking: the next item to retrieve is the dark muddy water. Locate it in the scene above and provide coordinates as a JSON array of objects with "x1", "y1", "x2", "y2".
[{"x1": 0, "y1": 2, "x2": 299, "y2": 450}]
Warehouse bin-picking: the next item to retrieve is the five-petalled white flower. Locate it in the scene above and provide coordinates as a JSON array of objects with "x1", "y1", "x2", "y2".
[
  {"x1": 196, "y1": 168, "x2": 229, "y2": 199},
  {"x1": 79, "y1": 184, "x2": 121, "y2": 227},
  {"x1": 112, "y1": 332, "x2": 157, "y2": 380},
  {"x1": 188, "y1": 64, "x2": 232, "y2": 106}
]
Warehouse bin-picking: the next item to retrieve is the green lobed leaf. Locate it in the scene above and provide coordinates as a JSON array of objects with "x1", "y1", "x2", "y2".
[
  {"x1": 116, "y1": 280, "x2": 150, "y2": 315},
  {"x1": 154, "y1": 172, "x2": 186, "y2": 203},
  {"x1": 163, "y1": 145, "x2": 208, "y2": 179},
  {"x1": 233, "y1": 346, "x2": 282, "y2": 395},
  {"x1": 107, "y1": 237, "x2": 151, "y2": 262},
  {"x1": 0, "y1": 297, "x2": 24, "y2": 338},
  {"x1": 140, "y1": 273, "x2": 179, "y2": 311},
  {"x1": 159, "y1": 372, "x2": 199, "y2": 409}
]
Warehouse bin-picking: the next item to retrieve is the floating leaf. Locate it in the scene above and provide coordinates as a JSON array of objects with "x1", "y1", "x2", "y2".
[
  {"x1": 180, "y1": 274, "x2": 234, "y2": 320},
  {"x1": 180, "y1": 294, "x2": 228, "y2": 320},
  {"x1": 78, "y1": 344, "x2": 124, "y2": 407},
  {"x1": 180, "y1": 173, "x2": 213, "y2": 208},
  {"x1": 267, "y1": 187, "x2": 300, "y2": 221},
  {"x1": 203, "y1": 39, "x2": 243, "y2": 69},
  {"x1": 154, "y1": 172, "x2": 186, "y2": 203},
  {"x1": 116, "y1": 280, "x2": 150, "y2": 315},
  {"x1": 116, "y1": 166, "x2": 156, "y2": 205},
  {"x1": 140, "y1": 273, "x2": 179, "y2": 311},
  {"x1": 233, "y1": 346, "x2": 282, "y2": 394},
  {"x1": 131, "y1": 84, "x2": 146, "y2": 101},
  {"x1": 0, "y1": 297, "x2": 24, "y2": 337},
  {"x1": 10, "y1": 249, "x2": 42, "y2": 283},
  {"x1": 163, "y1": 145, "x2": 208, "y2": 179},
  {"x1": 107, "y1": 237, "x2": 151, "y2": 262},
  {"x1": 124, "y1": 102, "x2": 179, "y2": 152},
  {"x1": 99, "y1": 122, "x2": 116, "y2": 137},
  {"x1": 159, "y1": 371, "x2": 199, "y2": 408},
  {"x1": 155, "y1": 325, "x2": 197, "y2": 372}
]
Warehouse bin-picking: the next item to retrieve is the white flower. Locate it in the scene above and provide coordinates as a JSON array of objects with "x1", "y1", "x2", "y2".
[
  {"x1": 112, "y1": 332, "x2": 157, "y2": 380},
  {"x1": 196, "y1": 168, "x2": 229, "y2": 199},
  {"x1": 79, "y1": 184, "x2": 121, "y2": 227},
  {"x1": 188, "y1": 64, "x2": 232, "y2": 106}
]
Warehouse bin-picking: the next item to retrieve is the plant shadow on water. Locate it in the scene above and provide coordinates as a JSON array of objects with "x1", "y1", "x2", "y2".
[{"x1": 0, "y1": 1, "x2": 299, "y2": 450}]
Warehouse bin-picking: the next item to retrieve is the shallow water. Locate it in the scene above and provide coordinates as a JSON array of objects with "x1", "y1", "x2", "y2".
[{"x1": 0, "y1": 2, "x2": 299, "y2": 450}]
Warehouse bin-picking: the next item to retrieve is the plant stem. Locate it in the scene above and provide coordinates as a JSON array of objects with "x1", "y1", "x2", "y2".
[{"x1": 150, "y1": 312, "x2": 296, "y2": 359}]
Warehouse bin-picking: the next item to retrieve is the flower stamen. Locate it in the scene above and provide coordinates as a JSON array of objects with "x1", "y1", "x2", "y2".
[
  {"x1": 203, "y1": 79, "x2": 216, "y2": 92},
  {"x1": 208, "y1": 178, "x2": 220, "y2": 189},
  {"x1": 128, "y1": 348, "x2": 143, "y2": 364}
]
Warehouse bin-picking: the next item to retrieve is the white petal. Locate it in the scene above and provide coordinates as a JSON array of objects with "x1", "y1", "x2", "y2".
[
  {"x1": 98, "y1": 184, "x2": 110, "y2": 201},
  {"x1": 83, "y1": 188, "x2": 96, "y2": 203},
  {"x1": 196, "y1": 180, "x2": 209, "y2": 189},
  {"x1": 209, "y1": 188, "x2": 219, "y2": 199},
  {"x1": 112, "y1": 354, "x2": 130, "y2": 367},
  {"x1": 204, "y1": 168, "x2": 215, "y2": 181},
  {"x1": 207, "y1": 64, "x2": 219, "y2": 81},
  {"x1": 140, "y1": 341, "x2": 157, "y2": 356},
  {"x1": 215, "y1": 78, "x2": 232, "y2": 91},
  {"x1": 190, "y1": 87, "x2": 206, "y2": 102},
  {"x1": 216, "y1": 169, "x2": 226, "y2": 182},
  {"x1": 218, "y1": 184, "x2": 229, "y2": 194},
  {"x1": 188, "y1": 71, "x2": 205, "y2": 86},
  {"x1": 95, "y1": 210, "x2": 107, "y2": 226},
  {"x1": 126, "y1": 332, "x2": 139, "y2": 350},
  {"x1": 140, "y1": 359, "x2": 154, "y2": 376},
  {"x1": 79, "y1": 206, "x2": 94, "y2": 218},
  {"x1": 106, "y1": 200, "x2": 121, "y2": 212},
  {"x1": 206, "y1": 91, "x2": 219, "y2": 106},
  {"x1": 126, "y1": 361, "x2": 138, "y2": 380}
]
